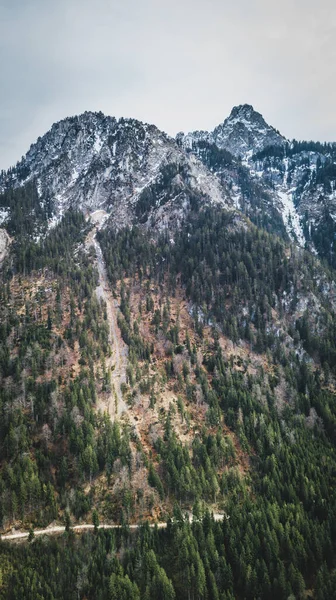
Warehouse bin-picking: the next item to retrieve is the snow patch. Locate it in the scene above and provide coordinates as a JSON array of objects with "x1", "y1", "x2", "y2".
[
  {"x1": 0, "y1": 228, "x2": 11, "y2": 264},
  {"x1": 278, "y1": 190, "x2": 305, "y2": 246},
  {"x1": 71, "y1": 167, "x2": 81, "y2": 183},
  {"x1": 0, "y1": 208, "x2": 9, "y2": 225},
  {"x1": 93, "y1": 134, "x2": 103, "y2": 154}
]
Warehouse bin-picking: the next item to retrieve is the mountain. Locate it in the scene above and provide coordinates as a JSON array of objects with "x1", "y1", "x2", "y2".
[
  {"x1": 248, "y1": 141, "x2": 336, "y2": 265},
  {"x1": 178, "y1": 105, "x2": 336, "y2": 264},
  {"x1": 0, "y1": 111, "x2": 231, "y2": 233},
  {"x1": 2, "y1": 105, "x2": 336, "y2": 266},
  {"x1": 2, "y1": 106, "x2": 336, "y2": 599},
  {"x1": 0, "y1": 107, "x2": 295, "y2": 254},
  {"x1": 177, "y1": 103, "x2": 285, "y2": 159}
]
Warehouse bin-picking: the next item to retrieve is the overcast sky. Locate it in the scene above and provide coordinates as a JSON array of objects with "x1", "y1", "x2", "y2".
[{"x1": 0, "y1": 0, "x2": 336, "y2": 169}]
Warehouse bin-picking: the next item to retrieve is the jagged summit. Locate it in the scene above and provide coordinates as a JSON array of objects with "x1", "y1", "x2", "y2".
[
  {"x1": 179, "y1": 104, "x2": 285, "y2": 158},
  {"x1": 213, "y1": 104, "x2": 285, "y2": 157},
  {"x1": 10, "y1": 111, "x2": 164, "y2": 183},
  {"x1": 2, "y1": 105, "x2": 336, "y2": 261},
  {"x1": 0, "y1": 110, "x2": 231, "y2": 231},
  {"x1": 222, "y1": 103, "x2": 272, "y2": 134},
  {"x1": 227, "y1": 103, "x2": 256, "y2": 119}
]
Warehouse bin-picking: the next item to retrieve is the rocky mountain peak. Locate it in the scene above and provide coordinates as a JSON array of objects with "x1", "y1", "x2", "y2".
[
  {"x1": 212, "y1": 104, "x2": 285, "y2": 158},
  {"x1": 0, "y1": 111, "x2": 231, "y2": 232},
  {"x1": 3, "y1": 105, "x2": 336, "y2": 266},
  {"x1": 228, "y1": 103, "x2": 256, "y2": 119},
  {"x1": 177, "y1": 104, "x2": 286, "y2": 159}
]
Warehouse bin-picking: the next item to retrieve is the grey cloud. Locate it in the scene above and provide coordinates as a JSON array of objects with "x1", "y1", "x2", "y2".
[{"x1": 0, "y1": 0, "x2": 336, "y2": 169}]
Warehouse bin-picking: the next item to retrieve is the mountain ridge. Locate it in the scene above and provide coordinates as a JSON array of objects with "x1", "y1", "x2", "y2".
[
  {"x1": 1, "y1": 104, "x2": 336, "y2": 267},
  {"x1": 177, "y1": 106, "x2": 336, "y2": 263},
  {"x1": 0, "y1": 111, "x2": 233, "y2": 233},
  {"x1": 177, "y1": 103, "x2": 285, "y2": 158},
  {"x1": 2, "y1": 106, "x2": 336, "y2": 599}
]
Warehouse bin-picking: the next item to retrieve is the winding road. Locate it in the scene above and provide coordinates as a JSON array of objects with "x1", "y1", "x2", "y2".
[
  {"x1": 1, "y1": 514, "x2": 226, "y2": 542},
  {"x1": 0, "y1": 522, "x2": 166, "y2": 541}
]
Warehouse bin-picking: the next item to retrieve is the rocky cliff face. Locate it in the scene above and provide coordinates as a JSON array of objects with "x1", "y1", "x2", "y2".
[
  {"x1": 248, "y1": 144, "x2": 336, "y2": 261},
  {"x1": 0, "y1": 111, "x2": 231, "y2": 231},
  {"x1": 2, "y1": 105, "x2": 336, "y2": 266},
  {"x1": 177, "y1": 104, "x2": 285, "y2": 159},
  {"x1": 178, "y1": 106, "x2": 336, "y2": 262}
]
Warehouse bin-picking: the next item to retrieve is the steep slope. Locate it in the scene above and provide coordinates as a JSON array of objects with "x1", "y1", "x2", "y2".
[
  {"x1": 1, "y1": 142, "x2": 336, "y2": 597},
  {"x1": 177, "y1": 105, "x2": 296, "y2": 240},
  {"x1": 0, "y1": 112, "x2": 232, "y2": 233},
  {"x1": 2, "y1": 105, "x2": 336, "y2": 260},
  {"x1": 177, "y1": 104, "x2": 285, "y2": 159},
  {"x1": 250, "y1": 142, "x2": 336, "y2": 263},
  {"x1": 178, "y1": 137, "x2": 288, "y2": 237},
  {"x1": 94, "y1": 206, "x2": 336, "y2": 599},
  {"x1": 179, "y1": 106, "x2": 336, "y2": 259}
]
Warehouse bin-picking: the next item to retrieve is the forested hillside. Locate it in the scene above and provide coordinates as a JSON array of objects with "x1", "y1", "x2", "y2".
[{"x1": 1, "y1": 110, "x2": 336, "y2": 598}]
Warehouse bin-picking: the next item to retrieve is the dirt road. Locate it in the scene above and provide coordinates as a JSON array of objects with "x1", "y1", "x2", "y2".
[
  {"x1": 1, "y1": 514, "x2": 226, "y2": 542},
  {"x1": 0, "y1": 522, "x2": 166, "y2": 541}
]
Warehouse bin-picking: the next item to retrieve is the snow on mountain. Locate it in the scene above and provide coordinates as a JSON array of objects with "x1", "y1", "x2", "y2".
[
  {"x1": 2, "y1": 104, "x2": 336, "y2": 266},
  {"x1": 277, "y1": 189, "x2": 305, "y2": 246},
  {"x1": 249, "y1": 144, "x2": 336, "y2": 255},
  {"x1": 0, "y1": 208, "x2": 9, "y2": 226},
  {"x1": 0, "y1": 228, "x2": 10, "y2": 265},
  {"x1": 178, "y1": 106, "x2": 336, "y2": 257},
  {"x1": 211, "y1": 104, "x2": 285, "y2": 158},
  {"x1": 178, "y1": 104, "x2": 285, "y2": 159},
  {"x1": 0, "y1": 111, "x2": 232, "y2": 231}
]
